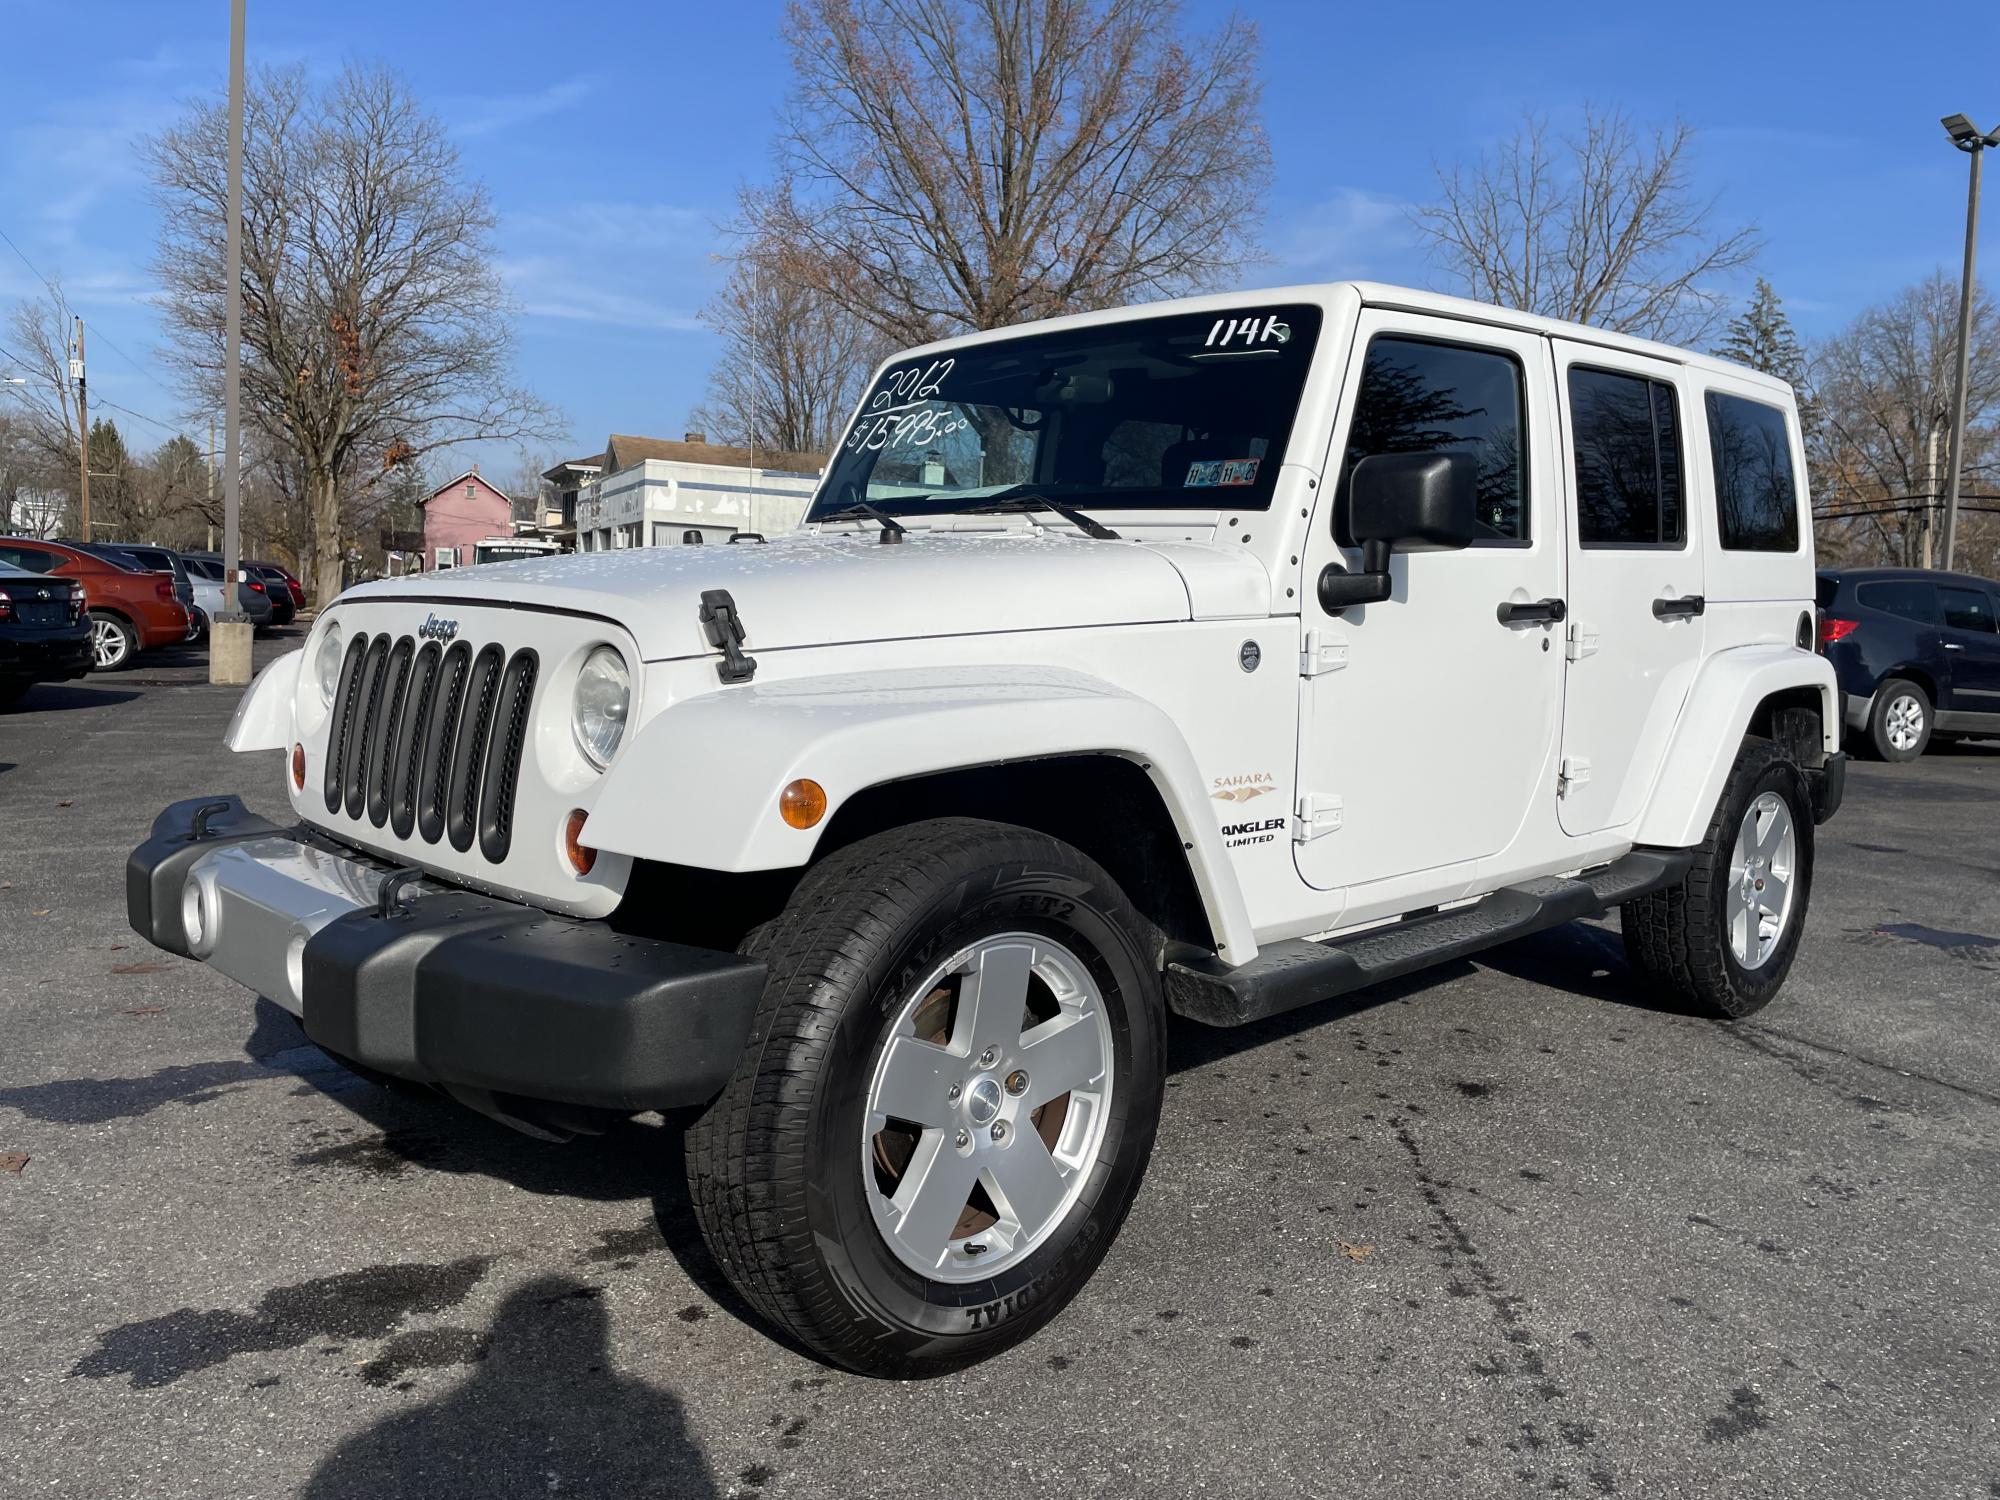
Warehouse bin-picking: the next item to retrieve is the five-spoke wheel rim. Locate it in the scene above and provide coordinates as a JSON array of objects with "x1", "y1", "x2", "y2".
[
  {"x1": 1727, "y1": 791, "x2": 1797, "y2": 970},
  {"x1": 91, "y1": 617, "x2": 127, "y2": 669},
  {"x1": 1885, "y1": 693, "x2": 1924, "y2": 752},
  {"x1": 862, "y1": 932, "x2": 1114, "y2": 1283}
]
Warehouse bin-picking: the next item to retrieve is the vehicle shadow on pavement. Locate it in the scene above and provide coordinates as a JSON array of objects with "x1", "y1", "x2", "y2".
[
  {"x1": 300, "y1": 1273, "x2": 722, "y2": 1500},
  {"x1": 1162, "y1": 961, "x2": 1481, "y2": 1072},
  {"x1": 9, "y1": 683, "x2": 141, "y2": 712}
]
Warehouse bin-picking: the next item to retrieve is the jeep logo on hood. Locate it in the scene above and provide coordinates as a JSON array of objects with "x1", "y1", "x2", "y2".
[{"x1": 417, "y1": 612, "x2": 459, "y2": 643}]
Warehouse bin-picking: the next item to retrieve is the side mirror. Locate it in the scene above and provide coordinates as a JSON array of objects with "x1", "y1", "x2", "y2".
[{"x1": 1319, "y1": 451, "x2": 1478, "y2": 611}]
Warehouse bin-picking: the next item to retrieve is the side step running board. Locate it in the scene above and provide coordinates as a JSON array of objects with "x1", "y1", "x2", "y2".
[{"x1": 1166, "y1": 848, "x2": 1692, "y2": 1027}]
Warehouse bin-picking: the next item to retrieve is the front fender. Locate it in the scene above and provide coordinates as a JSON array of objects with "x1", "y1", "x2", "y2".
[
  {"x1": 1635, "y1": 644, "x2": 1838, "y2": 848},
  {"x1": 586, "y1": 665, "x2": 1259, "y2": 966},
  {"x1": 223, "y1": 648, "x2": 302, "y2": 752}
]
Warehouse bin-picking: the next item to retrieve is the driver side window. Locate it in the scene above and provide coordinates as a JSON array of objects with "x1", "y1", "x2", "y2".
[{"x1": 1340, "y1": 336, "x2": 1528, "y2": 545}]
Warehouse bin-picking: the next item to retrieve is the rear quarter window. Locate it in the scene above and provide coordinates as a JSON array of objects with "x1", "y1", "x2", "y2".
[
  {"x1": 1855, "y1": 580, "x2": 1937, "y2": 622},
  {"x1": 1705, "y1": 391, "x2": 1800, "y2": 551}
]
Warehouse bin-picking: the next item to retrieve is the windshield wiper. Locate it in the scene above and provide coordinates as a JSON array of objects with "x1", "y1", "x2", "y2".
[
  {"x1": 954, "y1": 490, "x2": 1121, "y2": 540},
  {"x1": 816, "y1": 501, "x2": 908, "y2": 544}
]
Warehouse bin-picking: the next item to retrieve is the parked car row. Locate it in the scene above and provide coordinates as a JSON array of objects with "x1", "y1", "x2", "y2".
[
  {"x1": 1818, "y1": 565, "x2": 2000, "y2": 760},
  {"x1": 0, "y1": 535, "x2": 305, "y2": 695}
]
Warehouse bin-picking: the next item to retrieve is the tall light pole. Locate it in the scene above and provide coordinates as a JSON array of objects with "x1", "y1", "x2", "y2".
[
  {"x1": 1939, "y1": 113, "x2": 1999, "y2": 574},
  {"x1": 211, "y1": 0, "x2": 252, "y2": 685}
]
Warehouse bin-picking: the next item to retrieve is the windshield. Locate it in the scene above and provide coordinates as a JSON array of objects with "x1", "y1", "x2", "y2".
[{"x1": 810, "y1": 303, "x2": 1324, "y2": 522}]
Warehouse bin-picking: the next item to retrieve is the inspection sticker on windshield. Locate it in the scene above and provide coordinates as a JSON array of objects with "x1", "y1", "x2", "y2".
[{"x1": 1186, "y1": 458, "x2": 1259, "y2": 487}]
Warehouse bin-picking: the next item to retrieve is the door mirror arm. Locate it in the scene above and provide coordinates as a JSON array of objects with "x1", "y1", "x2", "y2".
[{"x1": 1318, "y1": 539, "x2": 1393, "y2": 612}]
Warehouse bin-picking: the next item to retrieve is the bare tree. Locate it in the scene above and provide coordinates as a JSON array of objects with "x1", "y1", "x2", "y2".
[
  {"x1": 1810, "y1": 271, "x2": 2000, "y2": 572},
  {"x1": 147, "y1": 64, "x2": 562, "y2": 604},
  {"x1": 745, "y1": 0, "x2": 1273, "y2": 348},
  {"x1": 688, "y1": 246, "x2": 885, "y2": 455},
  {"x1": 1413, "y1": 106, "x2": 1759, "y2": 345},
  {"x1": 4, "y1": 281, "x2": 86, "y2": 507}
]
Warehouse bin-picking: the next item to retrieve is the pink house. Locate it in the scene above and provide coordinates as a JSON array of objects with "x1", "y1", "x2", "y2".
[{"x1": 419, "y1": 466, "x2": 514, "y2": 572}]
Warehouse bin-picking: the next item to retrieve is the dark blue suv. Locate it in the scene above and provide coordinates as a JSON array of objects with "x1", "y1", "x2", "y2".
[{"x1": 1816, "y1": 567, "x2": 2000, "y2": 760}]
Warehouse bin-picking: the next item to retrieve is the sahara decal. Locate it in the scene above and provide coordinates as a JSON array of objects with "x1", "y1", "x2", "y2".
[{"x1": 1211, "y1": 772, "x2": 1277, "y2": 803}]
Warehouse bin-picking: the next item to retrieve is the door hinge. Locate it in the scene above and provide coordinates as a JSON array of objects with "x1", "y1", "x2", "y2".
[
  {"x1": 1300, "y1": 628, "x2": 1349, "y2": 677},
  {"x1": 1565, "y1": 620, "x2": 1600, "y2": 661},
  {"x1": 1295, "y1": 792, "x2": 1344, "y2": 842},
  {"x1": 1558, "y1": 757, "x2": 1592, "y2": 794}
]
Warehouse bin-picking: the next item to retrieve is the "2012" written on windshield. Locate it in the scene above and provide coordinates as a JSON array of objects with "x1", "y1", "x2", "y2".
[{"x1": 844, "y1": 358, "x2": 969, "y2": 454}]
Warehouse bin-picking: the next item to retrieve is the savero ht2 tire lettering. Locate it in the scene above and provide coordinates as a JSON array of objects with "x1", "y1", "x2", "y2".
[{"x1": 686, "y1": 817, "x2": 1165, "y2": 1378}]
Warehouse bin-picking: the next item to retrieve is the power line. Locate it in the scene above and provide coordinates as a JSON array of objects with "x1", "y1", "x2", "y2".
[
  {"x1": 0, "y1": 215, "x2": 181, "y2": 408},
  {"x1": 0, "y1": 220, "x2": 69, "y2": 318},
  {"x1": 94, "y1": 397, "x2": 190, "y2": 439}
]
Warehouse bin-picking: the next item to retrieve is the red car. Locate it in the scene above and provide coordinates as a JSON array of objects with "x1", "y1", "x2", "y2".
[{"x1": 0, "y1": 537, "x2": 190, "y2": 670}]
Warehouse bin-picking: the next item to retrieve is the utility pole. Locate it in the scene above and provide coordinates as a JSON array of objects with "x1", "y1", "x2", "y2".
[
  {"x1": 1922, "y1": 422, "x2": 1940, "y2": 569},
  {"x1": 210, "y1": 0, "x2": 252, "y2": 685},
  {"x1": 72, "y1": 317, "x2": 89, "y2": 537},
  {"x1": 1939, "y1": 113, "x2": 1999, "y2": 573},
  {"x1": 206, "y1": 414, "x2": 216, "y2": 551}
]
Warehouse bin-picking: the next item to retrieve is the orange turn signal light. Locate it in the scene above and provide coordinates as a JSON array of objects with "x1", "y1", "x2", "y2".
[
  {"x1": 291, "y1": 743, "x2": 306, "y2": 790},
  {"x1": 780, "y1": 778, "x2": 827, "y2": 830},
  {"x1": 564, "y1": 808, "x2": 597, "y2": 875}
]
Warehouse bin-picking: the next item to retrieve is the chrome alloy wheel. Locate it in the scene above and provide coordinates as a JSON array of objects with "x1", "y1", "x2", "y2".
[
  {"x1": 1884, "y1": 693, "x2": 1925, "y2": 753},
  {"x1": 1728, "y1": 791, "x2": 1797, "y2": 970},
  {"x1": 863, "y1": 933, "x2": 1114, "y2": 1283},
  {"x1": 91, "y1": 617, "x2": 128, "y2": 669}
]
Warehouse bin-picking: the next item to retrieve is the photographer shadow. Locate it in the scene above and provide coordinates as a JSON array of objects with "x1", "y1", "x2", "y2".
[{"x1": 302, "y1": 1273, "x2": 720, "y2": 1500}]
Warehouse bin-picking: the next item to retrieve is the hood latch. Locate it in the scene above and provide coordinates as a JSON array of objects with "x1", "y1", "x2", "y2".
[{"x1": 698, "y1": 589, "x2": 758, "y2": 684}]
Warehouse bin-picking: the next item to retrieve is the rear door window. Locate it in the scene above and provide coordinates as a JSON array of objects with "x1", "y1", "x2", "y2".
[
  {"x1": 1705, "y1": 392, "x2": 1800, "y2": 551},
  {"x1": 1939, "y1": 585, "x2": 1997, "y2": 634},
  {"x1": 1855, "y1": 580, "x2": 1937, "y2": 622},
  {"x1": 1568, "y1": 366, "x2": 1684, "y2": 547}
]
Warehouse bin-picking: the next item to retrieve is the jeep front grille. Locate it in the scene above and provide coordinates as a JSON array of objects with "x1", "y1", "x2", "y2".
[{"x1": 323, "y1": 631, "x2": 538, "y2": 863}]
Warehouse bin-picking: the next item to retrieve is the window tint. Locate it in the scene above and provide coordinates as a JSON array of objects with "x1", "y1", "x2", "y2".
[
  {"x1": 1855, "y1": 580, "x2": 1936, "y2": 622},
  {"x1": 1343, "y1": 336, "x2": 1528, "y2": 542},
  {"x1": 1568, "y1": 367, "x2": 1684, "y2": 546},
  {"x1": 1706, "y1": 392, "x2": 1799, "y2": 551},
  {"x1": 0, "y1": 545, "x2": 59, "y2": 573},
  {"x1": 1940, "y1": 585, "x2": 1997, "y2": 634}
]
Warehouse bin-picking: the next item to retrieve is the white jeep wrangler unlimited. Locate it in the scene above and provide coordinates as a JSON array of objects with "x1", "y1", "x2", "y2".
[{"x1": 130, "y1": 282, "x2": 1845, "y2": 1376}]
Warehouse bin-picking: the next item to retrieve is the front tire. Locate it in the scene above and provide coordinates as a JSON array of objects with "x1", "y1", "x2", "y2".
[
  {"x1": 88, "y1": 611, "x2": 137, "y2": 671},
  {"x1": 686, "y1": 817, "x2": 1165, "y2": 1377},
  {"x1": 1867, "y1": 678, "x2": 1930, "y2": 761},
  {"x1": 1622, "y1": 736, "x2": 1814, "y2": 1018}
]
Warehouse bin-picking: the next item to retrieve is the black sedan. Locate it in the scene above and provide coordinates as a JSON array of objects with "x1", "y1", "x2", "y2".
[{"x1": 0, "y1": 561, "x2": 91, "y2": 707}]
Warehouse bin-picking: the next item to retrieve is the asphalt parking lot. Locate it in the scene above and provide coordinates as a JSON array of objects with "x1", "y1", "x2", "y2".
[{"x1": 3, "y1": 640, "x2": 1998, "y2": 1499}]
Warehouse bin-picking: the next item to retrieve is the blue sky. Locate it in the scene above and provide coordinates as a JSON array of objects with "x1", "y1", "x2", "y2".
[{"x1": 1, "y1": 0, "x2": 1995, "y2": 480}]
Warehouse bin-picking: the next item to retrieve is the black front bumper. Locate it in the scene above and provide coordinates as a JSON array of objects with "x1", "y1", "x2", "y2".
[{"x1": 128, "y1": 796, "x2": 767, "y2": 1113}]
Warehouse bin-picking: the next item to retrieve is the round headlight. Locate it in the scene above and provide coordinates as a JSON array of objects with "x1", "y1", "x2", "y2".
[
  {"x1": 314, "y1": 622, "x2": 344, "y2": 705},
  {"x1": 573, "y1": 646, "x2": 631, "y2": 769}
]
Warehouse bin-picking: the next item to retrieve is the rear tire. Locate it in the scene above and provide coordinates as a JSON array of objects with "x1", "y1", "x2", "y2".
[
  {"x1": 0, "y1": 679, "x2": 29, "y2": 709},
  {"x1": 88, "y1": 611, "x2": 137, "y2": 671},
  {"x1": 686, "y1": 817, "x2": 1165, "y2": 1377},
  {"x1": 1622, "y1": 736, "x2": 1814, "y2": 1019},
  {"x1": 1867, "y1": 678, "x2": 1930, "y2": 762}
]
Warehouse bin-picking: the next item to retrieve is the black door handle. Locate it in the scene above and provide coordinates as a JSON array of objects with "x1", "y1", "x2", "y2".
[
  {"x1": 1652, "y1": 594, "x2": 1706, "y2": 620},
  {"x1": 1497, "y1": 597, "x2": 1567, "y2": 625}
]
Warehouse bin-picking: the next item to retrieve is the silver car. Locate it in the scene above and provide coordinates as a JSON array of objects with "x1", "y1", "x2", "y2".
[{"x1": 182, "y1": 555, "x2": 276, "y2": 633}]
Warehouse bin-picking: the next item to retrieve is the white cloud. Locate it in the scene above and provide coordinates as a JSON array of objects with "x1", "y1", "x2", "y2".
[
  {"x1": 495, "y1": 255, "x2": 707, "y2": 334},
  {"x1": 1264, "y1": 187, "x2": 1426, "y2": 284},
  {"x1": 451, "y1": 76, "x2": 594, "y2": 139}
]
